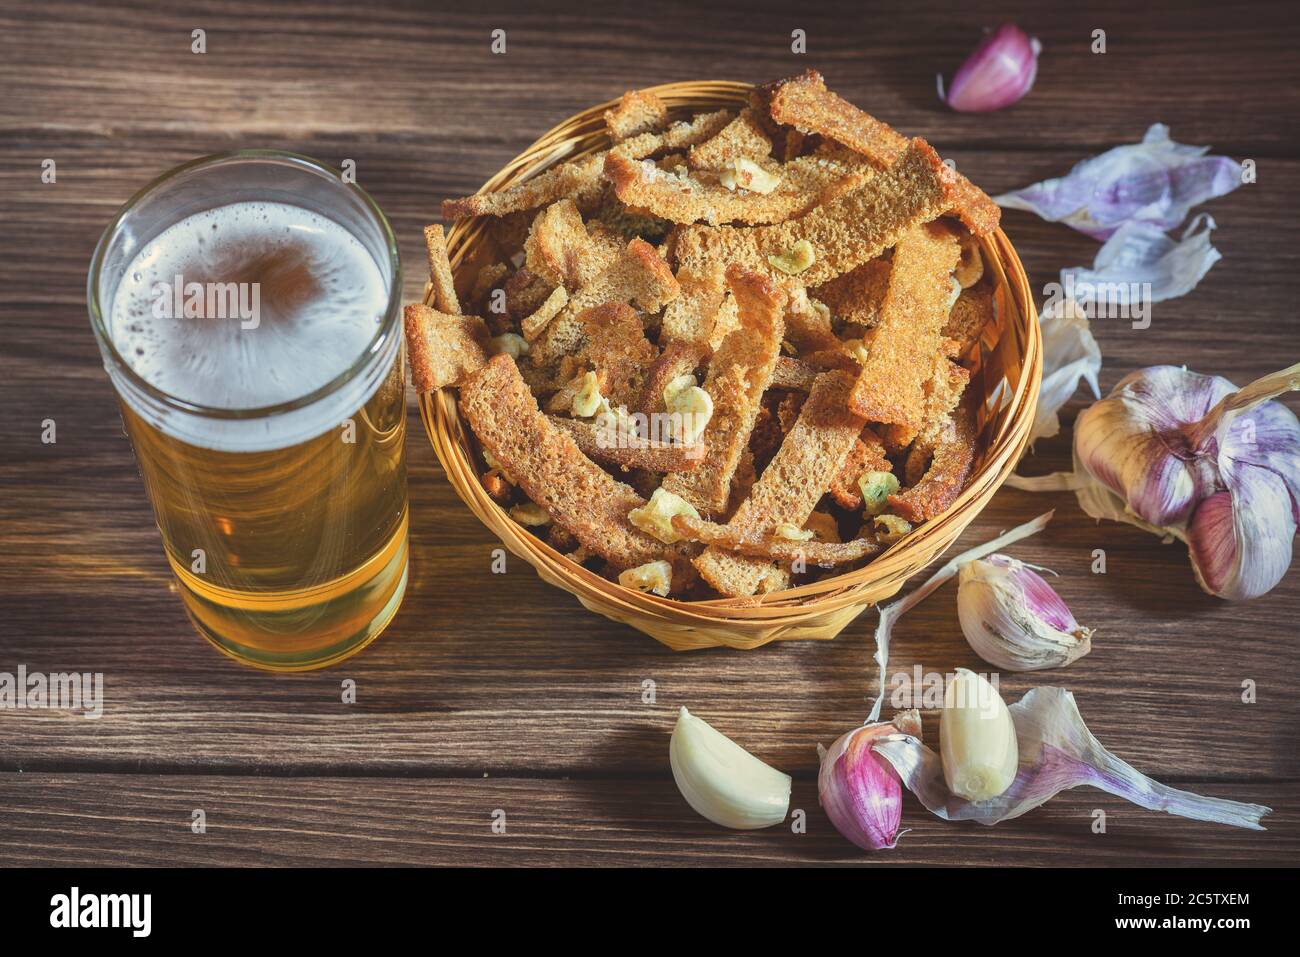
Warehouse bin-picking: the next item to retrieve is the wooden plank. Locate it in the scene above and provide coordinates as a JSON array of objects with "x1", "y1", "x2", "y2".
[
  {"x1": 1, "y1": 774, "x2": 1291, "y2": 867},
  {"x1": 1, "y1": 1, "x2": 1297, "y2": 156}
]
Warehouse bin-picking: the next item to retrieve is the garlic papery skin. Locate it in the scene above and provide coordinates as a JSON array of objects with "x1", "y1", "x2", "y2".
[
  {"x1": 818, "y1": 710, "x2": 921, "y2": 851},
  {"x1": 1072, "y1": 362, "x2": 1300, "y2": 599},
  {"x1": 957, "y1": 555, "x2": 1093, "y2": 672},
  {"x1": 669, "y1": 707, "x2": 791, "y2": 830},
  {"x1": 940, "y1": 669, "x2": 1019, "y2": 802}
]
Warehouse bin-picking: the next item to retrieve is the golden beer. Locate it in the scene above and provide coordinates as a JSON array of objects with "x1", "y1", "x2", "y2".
[{"x1": 89, "y1": 152, "x2": 409, "y2": 669}]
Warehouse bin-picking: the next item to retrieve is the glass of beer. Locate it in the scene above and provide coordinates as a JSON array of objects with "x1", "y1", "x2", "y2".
[{"x1": 87, "y1": 151, "x2": 409, "y2": 671}]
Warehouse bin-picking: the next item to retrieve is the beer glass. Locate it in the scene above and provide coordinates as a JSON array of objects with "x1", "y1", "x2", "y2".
[{"x1": 88, "y1": 151, "x2": 408, "y2": 670}]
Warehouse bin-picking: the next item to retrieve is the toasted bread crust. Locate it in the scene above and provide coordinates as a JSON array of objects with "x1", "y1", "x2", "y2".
[
  {"x1": 813, "y1": 258, "x2": 891, "y2": 328},
  {"x1": 693, "y1": 369, "x2": 867, "y2": 596},
  {"x1": 674, "y1": 138, "x2": 957, "y2": 286},
  {"x1": 524, "y1": 199, "x2": 620, "y2": 291},
  {"x1": 672, "y1": 514, "x2": 878, "y2": 566},
  {"x1": 520, "y1": 285, "x2": 570, "y2": 342},
  {"x1": 765, "y1": 69, "x2": 1001, "y2": 236},
  {"x1": 579, "y1": 302, "x2": 658, "y2": 407},
  {"x1": 531, "y1": 238, "x2": 679, "y2": 367},
  {"x1": 442, "y1": 110, "x2": 734, "y2": 221},
  {"x1": 688, "y1": 108, "x2": 774, "y2": 171},
  {"x1": 548, "y1": 416, "x2": 703, "y2": 472},
  {"x1": 659, "y1": 264, "x2": 727, "y2": 346},
  {"x1": 828, "y1": 426, "x2": 892, "y2": 509},
  {"x1": 605, "y1": 149, "x2": 867, "y2": 227},
  {"x1": 635, "y1": 339, "x2": 707, "y2": 414},
  {"x1": 661, "y1": 266, "x2": 786, "y2": 515},
  {"x1": 423, "y1": 224, "x2": 461, "y2": 314},
  {"x1": 888, "y1": 400, "x2": 977, "y2": 522},
  {"x1": 847, "y1": 221, "x2": 961, "y2": 430},
  {"x1": 943, "y1": 278, "x2": 995, "y2": 353},
  {"x1": 404, "y1": 304, "x2": 489, "y2": 392},
  {"x1": 459, "y1": 355, "x2": 672, "y2": 569},
  {"x1": 604, "y1": 90, "x2": 670, "y2": 142}
]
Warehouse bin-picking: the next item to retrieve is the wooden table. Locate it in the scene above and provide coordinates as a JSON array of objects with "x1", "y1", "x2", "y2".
[{"x1": 1, "y1": 0, "x2": 1296, "y2": 867}]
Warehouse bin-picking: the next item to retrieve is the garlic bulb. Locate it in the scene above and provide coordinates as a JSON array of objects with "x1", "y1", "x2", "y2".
[
  {"x1": 669, "y1": 707, "x2": 791, "y2": 830},
  {"x1": 1073, "y1": 362, "x2": 1300, "y2": 599},
  {"x1": 940, "y1": 669, "x2": 1019, "y2": 802},
  {"x1": 957, "y1": 555, "x2": 1092, "y2": 671},
  {"x1": 817, "y1": 710, "x2": 921, "y2": 851}
]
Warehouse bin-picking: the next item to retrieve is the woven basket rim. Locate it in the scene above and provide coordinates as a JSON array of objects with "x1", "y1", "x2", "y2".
[{"x1": 417, "y1": 80, "x2": 1042, "y2": 630}]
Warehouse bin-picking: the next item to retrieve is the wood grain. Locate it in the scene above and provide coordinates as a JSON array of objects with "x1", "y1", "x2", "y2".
[{"x1": 0, "y1": 0, "x2": 1297, "y2": 866}]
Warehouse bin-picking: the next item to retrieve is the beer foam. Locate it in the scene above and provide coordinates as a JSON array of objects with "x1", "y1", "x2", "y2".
[
  {"x1": 111, "y1": 201, "x2": 387, "y2": 410},
  {"x1": 108, "y1": 201, "x2": 393, "y2": 452}
]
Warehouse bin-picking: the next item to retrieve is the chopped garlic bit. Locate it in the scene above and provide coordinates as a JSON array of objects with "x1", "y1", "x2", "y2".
[
  {"x1": 843, "y1": 337, "x2": 871, "y2": 365},
  {"x1": 629, "y1": 488, "x2": 700, "y2": 544},
  {"x1": 774, "y1": 522, "x2": 814, "y2": 541},
  {"x1": 619, "y1": 559, "x2": 673, "y2": 596},
  {"x1": 662, "y1": 374, "x2": 697, "y2": 407},
  {"x1": 768, "y1": 239, "x2": 816, "y2": 275},
  {"x1": 663, "y1": 375, "x2": 713, "y2": 444},
  {"x1": 483, "y1": 449, "x2": 516, "y2": 484},
  {"x1": 510, "y1": 501, "x2": 551, "y2": 526},
  {"x1": 946, "y1": 276, "x2": 963, "y2": 310},
  {"x1": 719, "y1": 157, "x2": 781, "y2": 194},
  {"x1": 858, "y1": 471, "x2": 900, "y2": 516},
  {"x1": 874, "y1": 514, "x2": 912, "y2": 544},
  {"x1": 571, "y1": 370, "x2": 604, "y2": 418},
  {"x1": 490, "y1": 332, "x2": 530, "y2": 358}
]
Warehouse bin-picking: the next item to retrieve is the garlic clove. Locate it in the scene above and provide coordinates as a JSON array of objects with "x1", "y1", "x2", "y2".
[
  {"x1": 1188, "y1": 473, "x2": 1296, "y2": 601},
  {"x1": 669, "y1": 707, "x2": 791, "y2": 830},
  {"x1": 940, "y1": 669, "x2": 1019, "y2": 802},
  {"x1": 957, "y1": 555, "x2": 1092, "y2": 672},
  {"x1": 818, "y1": 711, "x2": 920, "y2": 851}
]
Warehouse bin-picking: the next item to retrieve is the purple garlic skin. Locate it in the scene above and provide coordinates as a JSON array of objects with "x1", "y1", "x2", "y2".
[
  {"x1": 1075, "y1": 366, "x2": 1228, "y2": 527},
  {"x1": 1076, "y1": 364, "x2": 1300, "y2": 599},
  {"x1": 818, "y1": 724, "x2": 904, "y2": 851}
]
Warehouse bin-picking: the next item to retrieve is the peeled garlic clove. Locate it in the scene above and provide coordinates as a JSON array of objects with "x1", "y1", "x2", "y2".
[
  {"x1": 669, "y1": 707, "x2": 791, "y2": 830},
  {"x1": 957, "y1": 555, "x2": 1092, "y2": 671},
  {"x1": 818, "y1": 712, "x2": 920, "y2": 851},
  {"x1": 940, "y1": 669, "x2": 1019, "y2": 802}
]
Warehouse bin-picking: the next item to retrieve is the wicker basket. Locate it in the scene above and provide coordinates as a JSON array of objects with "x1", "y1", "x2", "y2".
[{"x1": 418, "y1": 80, "x2": 1041, "y2": 651}]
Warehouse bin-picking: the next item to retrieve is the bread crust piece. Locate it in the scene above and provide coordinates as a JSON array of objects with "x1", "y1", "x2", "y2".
[
  {"x1": 887, "y1": 399, "x2": 978, "y2": 523},
  {"x1": 693, "y1": 370, "x2": 867, "y2": 597},
  {"x1": 403, "y1": 304, "x2": 490, "y2": 392},
  {"x1": 880, "y1": 353, "x2": 970, "y2": 450},
  {"x1": 636, "y1": 339, "x2": 707, "y2": 414},
  {"x1": 423, "y1": 224, "x2": 461, "y2": 314},
  {"x1": 579, "y1": 302, "x2": 658, "y2": 407},
  {"x1": 605, "y1": 149, "x2": 872, "y2": 227},
  {"x1": 442, "y1": 109, "x2": 734, "y2": 221},
  {"x1": 661, "y1": 266, "x2": 787, "y2": 515},
  {"x1": 604, "y1": 90, "x2": 669, "y2": 142},
  {"x1": 765, "y1": 69, "x2": 1001, "y2": 236},
  {"x1": 688, "y1": 108, "x2": 774, "y2": 171},
  {"x1": 672, "y1": 514, "x2": 879, "y2": 567},
  {"x1": 660, "y1": 264, "x2": 727, "y2": 345},
  {"x1": 548, "y1": 416, "x2": 703, "y2": 472},
  {"x1": 531, "y1": 238, "x2": 679, "y2": 367},
  {"x1": 828, "y1": 426, "x2": 892, "y2": 509},
  {"x1": 520, "y1": 285, "x2": 570, "y2": 342},
  {"x1": 943, "y1": 278, "x2": 995, "y2": 354},
  {"x1": 523, "y1": 199, "x2": 621, "y2": 291},
  {"x1": 813, "y1": 258, "x2": 891, "y2": 327},
  {"x1": 459, "y1": 355, "x2": 673, "y2": 570},
  {"x1": 674, "y1": 138, "x2": 959, "y2": 287},
  {"x1": 847, "y1": 221, "x2": 961, "y2": 430}
]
